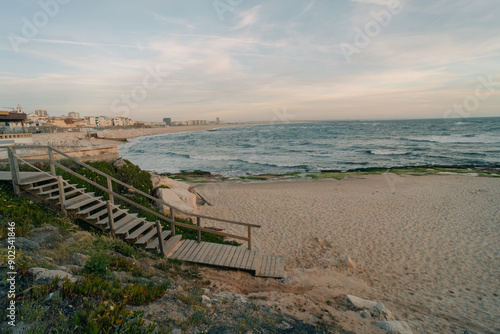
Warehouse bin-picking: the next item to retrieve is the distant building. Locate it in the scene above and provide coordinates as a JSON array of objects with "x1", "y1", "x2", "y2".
[
  {"x1": 35, "y1": 109, "x2": 48, "y2": 116},
  {"x1": 68, "y1": 112, "x2": 80, "y2": 119},
  {"x1": 163, "y1": 118, "x2": 171, "y2": 126},
  {"x1": 216, "y1": 117, "x2": 220, "y2": 125}
]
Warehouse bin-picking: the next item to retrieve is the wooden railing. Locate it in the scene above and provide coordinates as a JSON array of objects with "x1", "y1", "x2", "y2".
[{"x1": 0, "y1": 145, "x2": 260, "y2": 249}]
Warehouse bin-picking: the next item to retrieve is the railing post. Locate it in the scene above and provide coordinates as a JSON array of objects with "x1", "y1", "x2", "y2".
[
  {"x1": 107, "y1": 201, "x2": 115, "y2": 238},
  {"x1": 57, "y1": 176, "x2": 67, "y2": 216},
  {"x1": 170, "y1": 208, "x2": 175, "y2": 236},
  {"x1": 156, "y1": 221, "x2": 165, "y2": 255},
  {"x1": 248, "y1": 226, "x2": 252, "y2": 250},
  {"x1": 107, "y1": 177, "x2": 114, "y2": 204},
  {"x1": 7, "y1": 148, "x2": 21, "y2": 195},
  {"x1": 48, "y1": 147, "x2": 56, "y2": 176},
  {"x1": 197, "y1": 217, "x2": 201, "y2": 243}
]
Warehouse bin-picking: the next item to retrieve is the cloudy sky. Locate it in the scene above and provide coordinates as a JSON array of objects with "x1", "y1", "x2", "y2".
[{"x1": 1, "y1": 0, "x2": 499, "y2": 122}]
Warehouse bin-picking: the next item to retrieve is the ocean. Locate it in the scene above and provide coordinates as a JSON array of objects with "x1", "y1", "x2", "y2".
[{"x1": 118, "y1": 117, "x2": 500, "y2": 176}]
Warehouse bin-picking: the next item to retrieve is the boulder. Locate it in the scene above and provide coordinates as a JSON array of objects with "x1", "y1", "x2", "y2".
[
  {"x1": 113, "y1": 158, "x2": 127, "y2": 169},
  {"x1": 155, "y1": 188, "x2": 197, "y2": 219},
  {"x1": 346, "y1": 295, "x2": 378, "y2": 310},
  {"x1": 151, "y1": 174, "x2": 190, "y2": 191},
  {"x1": 201, "y1": 295, "x2": 212, "y2": 307},
  {"x1": 28, "y1": 267, "x2": 78, "y2": 284},
  {"x1": 27, "y1": 225, "x2": 60, "y2": 244},
  {"x1": 375, "y1": 321, "x2": 413, "y2": 334},
  {"x1": 171, "y1": 188, "x2": 198, "y2": 209},
  {"x1": 213, "y1": 291, "x2": 251, "y2": 304},
  {"x1": 2, "y1": 237, "x2": 39, "y2": 251},
  {"x1": 71, "y1": 253, "x2": 90, "y2": 267},
  {"x1": 347, "y1": 295, "x2": 394, "y2": 320}
]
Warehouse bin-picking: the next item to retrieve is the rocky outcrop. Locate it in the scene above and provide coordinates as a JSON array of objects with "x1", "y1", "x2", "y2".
[
  {"x1": 28, "y1": 267, "x2": 80, "y2": 284},
  {"x1": 375, "y1": 321, "x2": 413, "y2": 334},
  {"x1": 150, "y1": 174, "x2": 206, "y2": 219}
]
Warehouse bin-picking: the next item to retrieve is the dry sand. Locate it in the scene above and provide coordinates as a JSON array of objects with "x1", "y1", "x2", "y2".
[{"x1": 196, "y1": 174, "x2": 500, "y2": 333}]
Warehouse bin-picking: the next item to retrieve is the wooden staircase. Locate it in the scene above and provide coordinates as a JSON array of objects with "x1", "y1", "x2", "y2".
[{"x1": 16, "y1": 172, "x2": 285, "y2": 278}]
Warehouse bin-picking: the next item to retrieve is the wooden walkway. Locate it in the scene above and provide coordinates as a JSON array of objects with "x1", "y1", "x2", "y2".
[
  {"x1": 170, "y1": 240, "x2": 285, "y2": 278},
  {"x1": 0, "y1": 171, "x2": 286, "y2": 278}
]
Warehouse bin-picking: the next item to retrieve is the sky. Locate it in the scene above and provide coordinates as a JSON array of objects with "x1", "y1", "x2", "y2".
[{"x1": 0, "y1": 0, "x2": 499, "y2": 122}]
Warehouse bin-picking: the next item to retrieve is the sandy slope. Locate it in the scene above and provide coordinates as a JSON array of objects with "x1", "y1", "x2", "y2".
[{"x1": 196, "y1": 174, "x2": 500, "y2": 333}]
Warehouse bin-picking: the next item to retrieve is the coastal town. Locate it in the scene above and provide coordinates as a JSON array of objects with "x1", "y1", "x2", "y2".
[{"x1": 0, "y1": 104, "x2": 224, "y2": 136}]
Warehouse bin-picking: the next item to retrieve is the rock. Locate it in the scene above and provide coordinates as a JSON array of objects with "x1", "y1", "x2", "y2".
[
  {"x1": 28, "y1": 267, "x2": 78, "y2": 285},
  {"x1": 213, "y1": 291, "x2": 251, "y2": 304},
  {"x1": 342, "y1": 255, "x2": 356, "y2": 269},
  {"x1": 375, "y1": 302, "x2": 394, "y2": 321},
  {"x1": 203, "y1": 288, "x2": 210, "y2": 295},
  {"x1": 281, "y1": 276, "x2": 291, "y2": 285},
  {"x1": 375, "y1": 321, "x2": 413, "y2": 334},
  {"x1": 171, "y1": 188, "x2": 198, "y2": 209},
  {"x1": 2, "y1": 237, "x2": 39, "y2": 251},
  {"x1": 360, "y1": 312, "x2": 371, "y2": 319},
  {"x1": 201, "y1": 295, "x2": 212, "y2": 307},
  {"x1": 171, "y1": 329, "x2": 182, "y2": 334},
  {"x1": 347, "y1": 295, "x2": 394, "y2": 320},
  {"x1": 346, "y1": 295, "x2": 377, "y2": 310},
  {"x1": 154, "y1": 188, "x2": 197, "y2": 219},
  {"x1": 27, "y1": 225, "x2": 60, "y2": 244},
  {"x1": 150, "y1": 276, "x2": 169, "y2": 286},
  {"x1": 151, "y1": 174, "x2": 191, "y2": 191},
  {"x1": 113, "y1": 158, "x2": 127, "y2": 168},
  {"x1": 44, "y1": 290, "x2": 61, "y2": 302},
  {"x1": 71, "y1": 253, "x2": 90, "y2": 266},
  {"x1": 66, "y1": 265, "x2": 83, "y2": 274}
]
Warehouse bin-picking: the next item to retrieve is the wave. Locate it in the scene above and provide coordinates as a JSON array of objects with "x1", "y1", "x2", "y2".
[
  {"x1": 369, "y1": 149, "x2": 410, "y2": 155},
  {"x1": 404, "y1": 135, "x2": 500, "y2": 144}
]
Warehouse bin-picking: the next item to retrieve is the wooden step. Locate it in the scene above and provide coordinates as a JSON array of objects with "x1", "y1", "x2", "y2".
[
  {"x1": 96, "y1": 213, "x2": 135, "y2": 227},
  {"x1": 19, "y1": 175, "x2": 55, "y2": 185},
  {"x1": 66, "y1": 196, "x2": 102, "y2": 210},
  {"x1": 145, "y1": 230, "x2": 172, "y2": 250},
  {"x1": 39, "y1": 184, "x2": 77, "y2": 196},
  {"x1": 125, "y1": 222, "x2": 155, "y2": 242},
  {"x1": 26, "y1": 181, "x2": 58, "y2": 192},
  {"x1": 76, "y1": 202, "x2": 107, "y2": 216},
  {"x1": 47, "y1": 188, "x2": 85, "y2": 201},
  {"x1": 58, "y1": 193, "x2": 94, "y2": 206},
  {"x1": 135, "y1": 228, "x2": 159, "y2": 246},
  {"x1": 115, "y1": 218, "x2": 146, "y2": 236},
  {"x1": 164, "y1": 234, "x2": 183, "y2": 256},
  {"x1": 255, "y1": 255, "x2": 285, "y2": 278}
]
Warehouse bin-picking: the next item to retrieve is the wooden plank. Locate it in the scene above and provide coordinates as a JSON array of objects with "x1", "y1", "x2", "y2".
[
  {"x1": 135, "y1": 228, "x2": 158, "y2": 245},
  {"x1": 164, "y1": 235, "x2": 183, "y2": 257},
  {"x1": 208, "y1": 244, "x2": 227, "y2": 265},
  {"x1": 181, "y1": 241, "x2": 203, "y2": 262},
  {"x1": 275, "y1": 256, "x2": 285, "y2": 277},
  {"x1": 174, "y1": 240, "x2": 197, "y2": 260},
  {"x1": 198, "y1": 243, "x2": 216, "y2": 264},
  {"x1": 234, "y1": 248, "x2": 248, "y2": 269},
  {"x1": 239, "y1": 249, "x2": 251, "y2": 269},
  {"x1": 190, "y1": 243, "x2": 211, "y2": 263},
  {"x1": 221, "y1": 246, "x2": 238, "y2": 267},
  {"x1": 203, "y1": 243, "x2": 223, "y2": 265},
  {"x1": 244, "y1": 250, "x2": 257, "y2": 270},
  {"x1": 214, "y1": 245, "x2": 231, "y2": 266},
  {"x1": 125, "y1": 222, "x2": 154, "y2": 241},
  {"x1": 228, "y1": 248, "x2": 244, "y2": 268},
  {"x1": 269, "y1": 256, "x2": 277, "y2": 277},
  {"x1": 170, "y1": 240, "x2": 190, "y2": 258},
  {"x1": 251, "y1": 253, "x2": 261, "y2": 271}
]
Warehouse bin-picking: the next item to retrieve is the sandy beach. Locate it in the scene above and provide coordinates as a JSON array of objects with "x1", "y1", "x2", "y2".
[{"x1": 196, "y1": 174, "x2": 500, "y2": 333}]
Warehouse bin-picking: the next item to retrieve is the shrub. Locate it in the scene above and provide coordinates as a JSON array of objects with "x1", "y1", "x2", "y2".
[{"x1": 82, "y1": 253, "x2": 111, "y2": 278}]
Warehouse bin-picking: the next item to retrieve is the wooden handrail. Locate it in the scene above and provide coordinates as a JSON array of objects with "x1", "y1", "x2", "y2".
[
  {"x1": 3, "y1": 145, "x2": 258, "y2": 248},
  {"x1": 52, "y1": 161, "x2": 250, "y2": 242},
  {"x1": 48, "y1": 147, "x2": 260, "y2": 228}
]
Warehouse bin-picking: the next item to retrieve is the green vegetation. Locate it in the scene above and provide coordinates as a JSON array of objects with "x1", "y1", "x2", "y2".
[{"x1": 307, "y1": 167, "x2": 499, "y2": 179}]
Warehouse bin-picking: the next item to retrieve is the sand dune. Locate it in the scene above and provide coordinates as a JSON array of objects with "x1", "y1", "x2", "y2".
[{"x1": 197, "y1": 174, "x2": 500, "y2": 333}]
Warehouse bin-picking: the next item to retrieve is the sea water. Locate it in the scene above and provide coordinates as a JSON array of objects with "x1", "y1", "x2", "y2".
[{"x1": 118, "y1": 117, "x2": 500, "y2": 176}]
